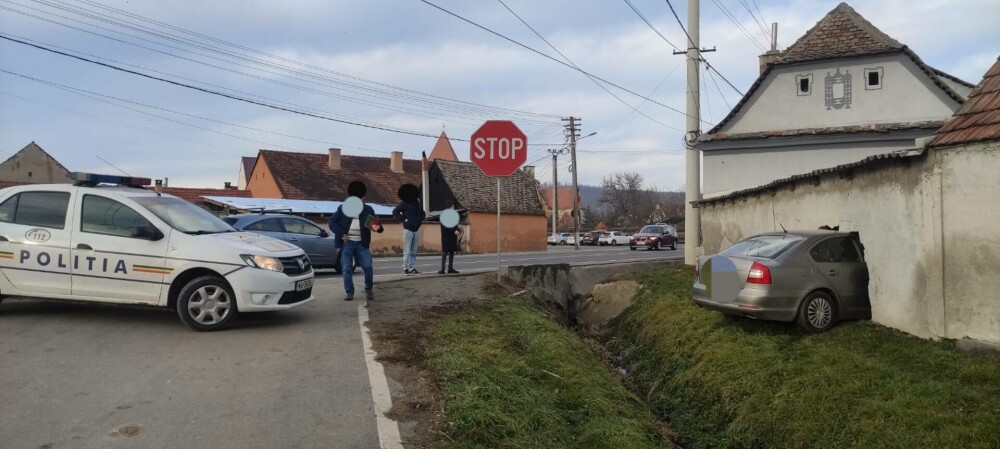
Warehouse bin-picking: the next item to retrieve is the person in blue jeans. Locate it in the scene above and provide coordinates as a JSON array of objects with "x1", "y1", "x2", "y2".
[
  {"x1": 329, "y1": 181, "x2": 384, "y2": 301},
  {"x1": 392, "y1": 184, "x2": 425, "y2": 275}
]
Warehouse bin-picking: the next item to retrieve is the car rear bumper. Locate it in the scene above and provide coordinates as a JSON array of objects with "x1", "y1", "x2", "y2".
[
  {"x1": 691, "y1": 282, "x2": 801, "y2": 322},
  {"x1": 227, "y1": 267, "x2": 315, "y2": 312}
]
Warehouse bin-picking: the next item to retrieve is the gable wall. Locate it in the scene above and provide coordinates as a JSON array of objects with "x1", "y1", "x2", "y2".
[{"x1": 0, "y1": 146, "x2": 71, "y2": 184}]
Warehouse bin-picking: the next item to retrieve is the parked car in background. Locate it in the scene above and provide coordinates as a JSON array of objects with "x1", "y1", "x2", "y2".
[
  {"x1": 566, "y1": 233, "x2": 581, "y2": 245},
  {"x1": 547, "y1": 232, "x2": 571, "y2": 245},
  {"x1": 691, "y1": 230, "x2": 871, "y2": 333},
  {"x1": 580, "y1": 232, "x2": 602, "y2": 246},
  {"x1": 629, "y1": 225, "x2": 677, "y2": 250},
  {"x1": 223, "y1": 213, "x2": 355, "y2": 273},
  {"x1": 599, "y1": 231, "x2": 629, "y2": 246}
]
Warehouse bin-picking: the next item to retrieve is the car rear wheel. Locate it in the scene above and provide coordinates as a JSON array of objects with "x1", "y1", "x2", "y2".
[
  {"x1": 559, "y1": 241, "x2": 566, "y2": 246},
  {"x1": 177, "y1": 276, "x2": 238, "y2": 332},
  {"x1": 630, "y1": 246, "x2": 636, "y2": 250},
  {"x1": 797, "y1": 291, "x2": 837, "y2": 333}
]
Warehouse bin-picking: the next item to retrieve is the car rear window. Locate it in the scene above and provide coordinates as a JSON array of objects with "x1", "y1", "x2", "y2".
[{"x1": 721, "y1": 234, "x2": 805, "y2": 259}]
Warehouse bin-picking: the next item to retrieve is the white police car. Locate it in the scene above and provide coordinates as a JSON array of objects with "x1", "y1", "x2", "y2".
[{"x1": 0, "y1": 173, "x2": 315, "y2": 331}]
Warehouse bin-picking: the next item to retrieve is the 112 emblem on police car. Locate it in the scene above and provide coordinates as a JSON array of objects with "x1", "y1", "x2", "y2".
[{"x1": 25, "y1": 228, "x2": 51, "y2": 243}]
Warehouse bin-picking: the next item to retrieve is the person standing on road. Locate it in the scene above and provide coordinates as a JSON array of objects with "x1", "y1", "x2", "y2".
[
  {"x1": 393, "y1": 183, "x2": 425, "y2": 275},
  {"x1": 330, "y1": 181, "x2": 384, "y2": 302},
  {"x1": 438, "y1": 208, "x2": 462, "y2": 275}
]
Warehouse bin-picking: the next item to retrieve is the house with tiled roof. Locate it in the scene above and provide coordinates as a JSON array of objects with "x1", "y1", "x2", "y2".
[
  {"x1": 695, "y1": 57, "x2": 1000, "y2": 346},
  {"x1": 540, "y1": 187, "x2": 579, "y2": 231},
  {"x1": 698, "y1": 2, "x2": 973, "y2": 196},
  {"x1": 246, "y1": 149, "x2": 422, "y2": 205},
  {"x1": 427, "y1": 131, "x2": 459, "y2": 162},
  {"x1": 428, "y1": 160, "x2": 546, "y2": 252},
  {"x1": 0, "y1": 142, "x2": 72, "y2": 184},
  {"x1": 237, "y1": 156, "x2": 256, "y2": 190}
]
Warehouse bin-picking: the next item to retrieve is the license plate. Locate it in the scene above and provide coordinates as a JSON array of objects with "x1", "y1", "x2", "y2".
[{"x1": 296, "y1": 278, "x2": 313, "y2": 291}]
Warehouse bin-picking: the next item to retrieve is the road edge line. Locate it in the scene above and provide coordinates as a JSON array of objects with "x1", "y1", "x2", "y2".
[{"x1": 358, "y1": 302, "x2": 404, "y2": 449}]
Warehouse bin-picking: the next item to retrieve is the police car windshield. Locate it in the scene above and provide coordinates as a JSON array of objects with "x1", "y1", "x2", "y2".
[{"x1": 133, "y1": 197, "x2": 234, "y2": 235}]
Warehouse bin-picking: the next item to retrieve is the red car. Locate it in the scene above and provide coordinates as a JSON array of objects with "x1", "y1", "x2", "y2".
[{"x1": 630, "y1": 224, "x2": 678, "y2": 250}]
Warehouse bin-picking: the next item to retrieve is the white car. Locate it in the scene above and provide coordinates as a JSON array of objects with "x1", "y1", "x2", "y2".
[
  {"x1": 599, "y1": 231, "x2": 629, "y2": 246},
  {"x1": 0, "y1": 173, "x2": 315, "y2": 331},
  {"x1": 547, "y1": 233, "x2": 571, "y2": 245}
]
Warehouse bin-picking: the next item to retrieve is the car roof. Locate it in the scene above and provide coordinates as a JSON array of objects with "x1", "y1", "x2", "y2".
[
  {"x1": 3, "y1": 183, "x2": 174, "y2": 199},
  {"x1": 754, "y1": 229, "x2": 853, "y2": 238}
]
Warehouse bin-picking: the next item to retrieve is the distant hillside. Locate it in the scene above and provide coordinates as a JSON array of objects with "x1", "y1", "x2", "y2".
[{"x1": 540, "y1": 183, "x2": 683, "y2": 210}]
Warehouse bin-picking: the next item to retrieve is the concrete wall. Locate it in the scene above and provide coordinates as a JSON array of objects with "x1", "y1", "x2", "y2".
[
  {"x1": 939, "y1": 141, "x2": 1000, "y2": 344},
  {"x1": 702, "y1": 135, "x2": 926, "y2": 194},
  {"x1": 698, "y1": 143, "x2": 1000, "y2": 345},
  {"x1": 468, "y1": 212, "x2": 547, "y2": 253},
  {"x1": 0, "y1": 145, "x2": 71, "y2": 184},
  {"x1": 722, "y1": 54, "x2": 960, "y2": 134}
]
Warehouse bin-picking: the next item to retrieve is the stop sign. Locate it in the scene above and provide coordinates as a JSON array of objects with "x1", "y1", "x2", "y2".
[{"x1": 470, "y1": 120, "x2": 527, "y2": 177}]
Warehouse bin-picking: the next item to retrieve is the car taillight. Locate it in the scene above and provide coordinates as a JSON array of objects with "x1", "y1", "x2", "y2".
[{"x1": 747, "y1": 262, "x2": 771, "y2": 284}]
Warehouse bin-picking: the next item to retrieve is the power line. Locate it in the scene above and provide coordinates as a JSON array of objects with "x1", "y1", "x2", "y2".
[
  {"x1": 597, "y1": 60, "x2": 683, "y2": 142},
  {"x1": 0, "y1": 68, "x2": 395, "y2": 155},
  {"x1": 708, "y1": 0, "x2": 768, "y2": 52},
  {"x1": 496, "y1": 0, "x2": 679, "y2": 131},
  {"x1": 26, "y1": 0, "x2": 563, "y2": 121},
  {"x1": 658, "y1": 0, "x2": 745, "y2": 96},
  {"x1": 1, "y1": 1, "x2": 558, "y2": 128},
  {"x1": 705, "y1": 63, "x2": 732, "y2": 110},
  {"x1": 703, "y1": 60, "x2": 743, "y2": 96},
  {"x1": 417, "y1": 0, "x2": 710, "y2": 125},
  {"x1": 622, "y1": 0, "x2": 680, "y2": 52},
  {"x1": 0, "y1": 35, "x2": 466, "y2": 140},
  {"x1": 737, "y1": 0, "x2": 772, "y2": 43}
]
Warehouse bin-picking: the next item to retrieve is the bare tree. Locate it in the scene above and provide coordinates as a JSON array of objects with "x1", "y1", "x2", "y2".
[{"x1": 598, "y1": 172, "x2": 657, "y2": 229}]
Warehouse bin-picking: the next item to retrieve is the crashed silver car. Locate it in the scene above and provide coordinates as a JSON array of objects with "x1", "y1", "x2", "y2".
[{"x1": 692, "y1": 230, "x2": 871, "y2": 333}]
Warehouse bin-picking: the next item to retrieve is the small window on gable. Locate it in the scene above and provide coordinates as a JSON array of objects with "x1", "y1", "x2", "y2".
[
  {"x1": 865, "y1": 67, "x2": 883, "y2": 90},
  {"x1": 796, "y1": 74, "x2": 813, "y2": 96}
]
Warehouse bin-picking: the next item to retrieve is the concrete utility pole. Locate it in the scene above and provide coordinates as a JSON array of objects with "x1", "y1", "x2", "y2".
[
  {"x1": 547, "y1": 148, "x2": 567, "y2": 234},
  {"x1": 681, "y1": 0, "x2": 703, "y2": 265},
  {"x1": 563, "y1": 117, "x2": 581, "y2": 250}
]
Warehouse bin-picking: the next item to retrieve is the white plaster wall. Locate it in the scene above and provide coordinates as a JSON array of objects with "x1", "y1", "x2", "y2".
[
  {"x1": 939, "y1": 142, "x2": 1000, "y2": 344},
  {"x1": 702, "y1": 138, "x2": 924, "y2": 194},
  {"x1": 722, "y1": 53, "x2": 960, "y2": 134},
  {"x1": 699, "y1": 156, "x2": 943, "y2": 339}
]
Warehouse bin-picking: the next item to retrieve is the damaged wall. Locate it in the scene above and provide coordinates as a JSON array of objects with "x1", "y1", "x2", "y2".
[{"x1": 698, "y1": 143, "x2": 1000, "y2": 345}]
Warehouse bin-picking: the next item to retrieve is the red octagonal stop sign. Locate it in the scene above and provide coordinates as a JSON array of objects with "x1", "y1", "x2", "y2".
[{"x1": 470, "y1": 120, "x2": 527, "y2": 177}]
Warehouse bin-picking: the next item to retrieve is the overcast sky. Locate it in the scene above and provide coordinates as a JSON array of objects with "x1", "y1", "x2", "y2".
[{"x1": 1, "y1": 0, "x2": 997, "y2": 190}]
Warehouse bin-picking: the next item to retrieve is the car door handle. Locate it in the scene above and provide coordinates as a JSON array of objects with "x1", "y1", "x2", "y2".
[
  {"x1": 827, "y1": 269, "x2": 838, "y2": 276},
  {"x1": 77, "y1": 244, "x2": 93, "y2": 250}
]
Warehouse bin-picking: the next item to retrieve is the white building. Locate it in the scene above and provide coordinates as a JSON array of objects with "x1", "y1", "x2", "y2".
[{"x1": 698, "y1": 2, "x2": 974, "y2": 196}]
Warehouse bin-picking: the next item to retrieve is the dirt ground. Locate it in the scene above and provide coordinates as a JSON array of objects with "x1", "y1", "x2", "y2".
[{"x1": 366, "y1": 273, "x2": 491, "y2": 449}]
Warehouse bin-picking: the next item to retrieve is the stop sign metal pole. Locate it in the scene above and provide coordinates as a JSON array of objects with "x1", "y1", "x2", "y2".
[{"x1": 496, "y1": 178, "x2": 501, "y2": 283}]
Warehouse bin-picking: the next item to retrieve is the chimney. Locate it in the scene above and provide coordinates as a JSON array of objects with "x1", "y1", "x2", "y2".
[
  {"x1": 163, "y1": 177, "x2": 169, "y2": 187},
  {"x1": 328, "y1": 148, "x2": 341, "y2": 170},
  {"x1": 224, "y1": 181, "x2": 232, "y2": 189},
  {"x1": 758, "y1": 23, "x2": 781, "y2": 74},
  {"x1": 390, "y1": 151, "x2": 404, "y2": 174},
  {"x1": 522, "y1": 165, "x2": 535, "y2": 178},
  {"x1": 154, "y1": 179, "x2": 163, "y2": 194}
]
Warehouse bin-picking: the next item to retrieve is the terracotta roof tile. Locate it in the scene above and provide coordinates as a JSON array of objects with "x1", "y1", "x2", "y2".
[
  {"x1": 241, "y1": 156, "x2": 257, "y2": 178},
  {"x1": 932, "y1": 58, "x2": 1000, "y2": 147},
  {"x1": 428, "y1": 132, "x2": 459, "y2": 161},
  {"x1": 160, "y1": 187, "x2": 252, "y2": 203},
  {"x1": 433, "y1": 160, "x2": 544, "y2": 215},
  {"x1": 260, "y1": 150, "x2": 422, "y2": 204},
  {"x1": 777, "y1": 3, "x2": 902, "y2": 65}
]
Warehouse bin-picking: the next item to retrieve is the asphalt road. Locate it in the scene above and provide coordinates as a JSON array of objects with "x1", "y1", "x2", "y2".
[{"x1": 0, "y1": 245, "x2": 681, "y2": 449}]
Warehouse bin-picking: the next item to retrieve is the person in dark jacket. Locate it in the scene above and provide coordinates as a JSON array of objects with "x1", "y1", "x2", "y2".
[
  {"x1": 392, "y1": 184, "x2": 425, "y2": 275},
  {"x1": 439, "y1": 210, "x2": 462, "y2": 275},
  {"x1": 329, "y1": 181, "x2": 384, "y2": 301}
]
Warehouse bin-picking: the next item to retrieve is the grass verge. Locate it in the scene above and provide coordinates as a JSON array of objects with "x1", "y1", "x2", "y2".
[
  {"x1": 609, "y1": 266, "x2": 1000, "y2": 449},
  {"x1": 425, "y1": 287, "x2": 668, "y2": 449}
]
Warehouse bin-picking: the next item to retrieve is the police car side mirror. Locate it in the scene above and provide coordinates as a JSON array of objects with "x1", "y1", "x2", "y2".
[
  {"x1": 134, "y1": 224, "x2": 164, "y2": 241},
  {"x1": 320, "y1": 230, "x2": 329, "y2": 238}
]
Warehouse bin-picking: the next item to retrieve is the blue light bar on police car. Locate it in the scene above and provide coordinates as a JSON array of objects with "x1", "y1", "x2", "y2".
[{"x1": 71, "y1": 172, "x2": 152, "y2": 187}]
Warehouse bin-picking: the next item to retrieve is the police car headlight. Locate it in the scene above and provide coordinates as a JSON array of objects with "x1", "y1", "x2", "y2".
[{"x1": 241, "y1": 254, "x2": 284, "y2": 272}]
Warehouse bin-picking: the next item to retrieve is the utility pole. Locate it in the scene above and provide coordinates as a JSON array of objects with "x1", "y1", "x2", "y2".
[
  {"x1": 547, "y1": 148, "x2": 567, "y2": 234},
  {"x1": 673, "y1": 0, "x2": 710, "y2": 265},
  {"x1": 563, "y1": 117, "x2": 581, "y2": 250}
]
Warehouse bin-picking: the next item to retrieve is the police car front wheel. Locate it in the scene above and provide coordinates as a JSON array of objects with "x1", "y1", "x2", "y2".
[{"x1": 177, "y1": 276, "x2": 239, "y2": 331}]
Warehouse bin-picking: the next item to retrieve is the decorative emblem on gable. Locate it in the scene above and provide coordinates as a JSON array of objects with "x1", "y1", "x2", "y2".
[{"x1": 825, "y1": 68, "x2": 852, "y2": 110}]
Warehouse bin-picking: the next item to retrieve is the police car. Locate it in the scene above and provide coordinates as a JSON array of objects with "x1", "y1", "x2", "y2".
[{"x1": 0, "y1": 173, "x2": 315, "y2": 331}]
